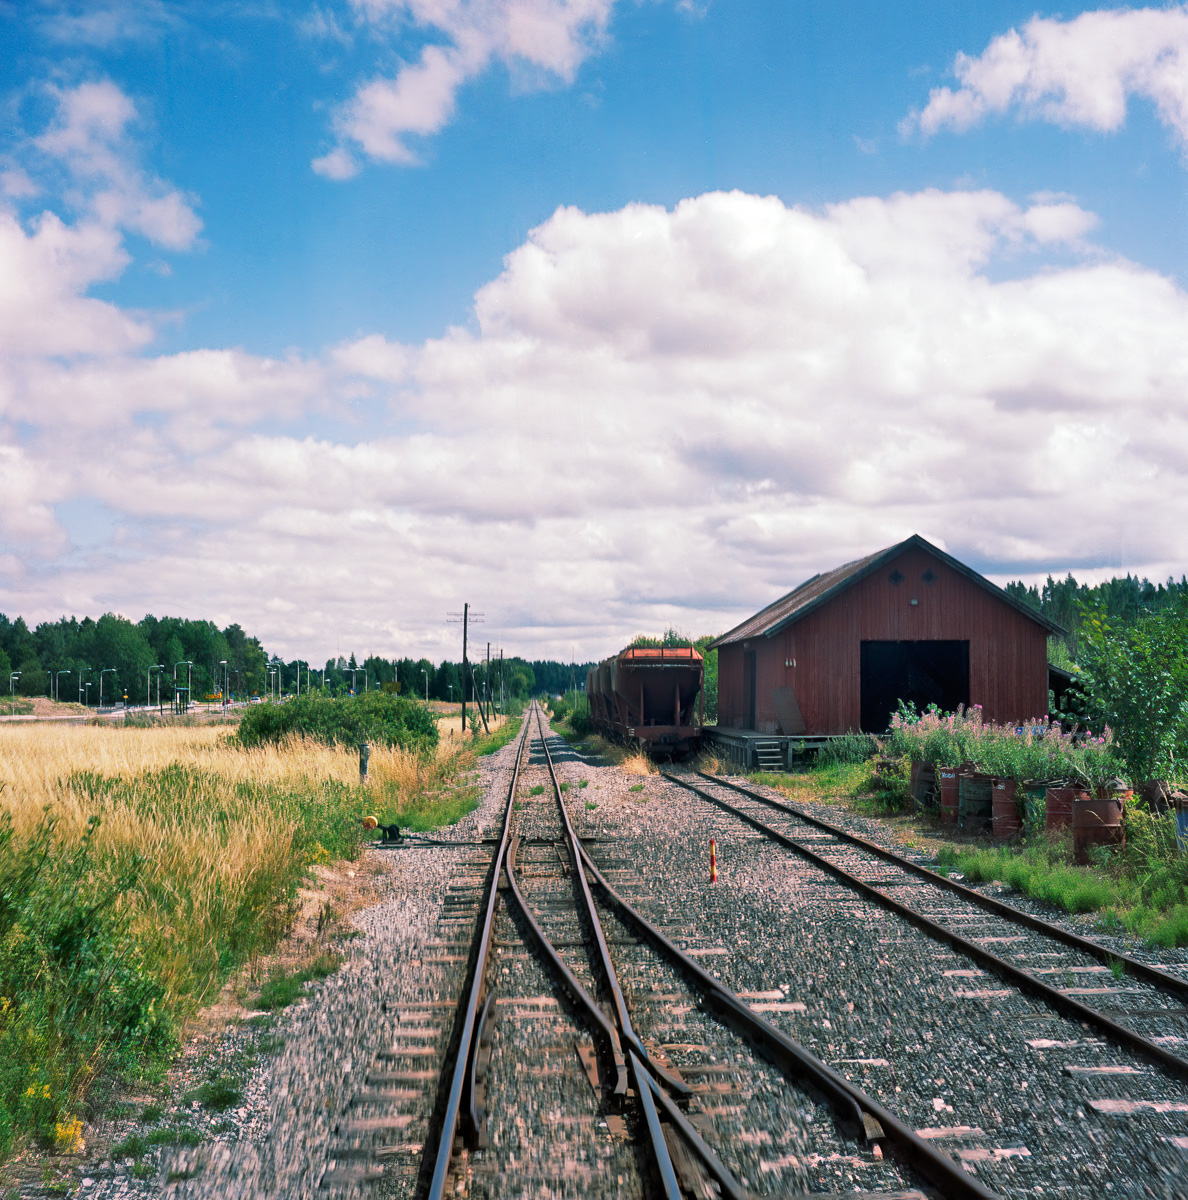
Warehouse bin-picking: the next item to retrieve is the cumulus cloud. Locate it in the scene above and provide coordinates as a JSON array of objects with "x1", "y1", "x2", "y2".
[
  {"x1": 314, "y1": 0, "x2": 616, "y2": 174},
  {"x1": 35, "y1": 81, "x2": 202, "y2": 249},
  {"x1": 7, "y1": 185, "x2": 1188, "y2": 658},
  {"x1": 905, "y1": 5, "x2": 1188, "y2": 151},
  {"x1": 0, "y1": 209, "x2": 151, "y2": 359}
]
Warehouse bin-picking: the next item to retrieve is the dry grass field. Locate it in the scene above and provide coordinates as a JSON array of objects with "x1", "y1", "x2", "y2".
[{"x1": 0, "y1": 712, "x2": 517, "y2": 1155}]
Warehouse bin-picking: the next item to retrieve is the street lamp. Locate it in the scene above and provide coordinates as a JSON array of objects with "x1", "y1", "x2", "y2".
[
  {"x1": 78, "y1": 667, "x2": 89, "y2": 705},
  {"x1": 348, "y1": 668, "x2": 357, "y2": 695},
  {"x1": 174, "y1": 661, "x2": 193, "y2": 713},
  {"x1": 422, "y1": 669, "x2": 428, "y2": 706},
  {"x1": 219, "y1": 660, "x2": 228, "y2": 710},
  {"x1": 55, "y1": 670, "x2": 70, "y2": 704},
  {"x1": 149, "y1": 665, "x2": 164, "y2": 711},
  {"x1": 8, "y1": 672, "x2": 19, "y2": 716},
  {"x1": 360, "y1": 669, "x2": 369, "y2": 693},
  {"x1": 99, "y1": 668, "x2": 116, "y2": 710},
  {"x1": 84, "y1": 681, "x2": 91, "y2": 707}
]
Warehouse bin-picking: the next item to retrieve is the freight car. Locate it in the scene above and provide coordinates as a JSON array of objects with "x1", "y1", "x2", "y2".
[{"x1": 586, "y1": 645, "x2": 704, "y2": 757}]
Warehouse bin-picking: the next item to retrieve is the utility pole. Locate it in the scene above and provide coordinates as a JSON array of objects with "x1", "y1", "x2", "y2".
[{"x1": 446, "y1": 604, "x2": 484, "y2": 735}]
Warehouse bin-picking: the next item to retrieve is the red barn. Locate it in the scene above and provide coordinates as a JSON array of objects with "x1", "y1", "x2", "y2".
[{"x1": 709, "y1": 536, "x2": 1062, "y2": 756}]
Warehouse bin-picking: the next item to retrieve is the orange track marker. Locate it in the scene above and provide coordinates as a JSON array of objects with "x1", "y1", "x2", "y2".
[{"x1": 710, "y1": 837, "x2": 717, "y2": 883}]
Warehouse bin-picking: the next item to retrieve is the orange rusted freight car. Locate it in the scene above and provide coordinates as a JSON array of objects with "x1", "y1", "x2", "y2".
[
  {"x1": 710, "y1": 535, "x2": 1063, "y2": 736},
  {"x1": 586, "y1": 645, "x2": 703, "y2": 757}
]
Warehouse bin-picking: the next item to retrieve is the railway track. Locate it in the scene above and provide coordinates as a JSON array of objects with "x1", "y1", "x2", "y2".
[
  {"x1": 400, "y1": 707, "x2": 1023, "y2": 1200},
  {"x1": 659, "y1": 767, "x2": 1188, "y2": 1193}
]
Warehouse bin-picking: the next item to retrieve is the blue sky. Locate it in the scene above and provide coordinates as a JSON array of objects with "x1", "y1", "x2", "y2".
[{"x1": 3, "y1": 1, "x2": 1188, "y2": 661}]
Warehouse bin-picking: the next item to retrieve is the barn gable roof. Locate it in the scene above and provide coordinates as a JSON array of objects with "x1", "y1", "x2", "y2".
[{"x1": 708, "y1": 534, "x2": 1065, "y2": 649}]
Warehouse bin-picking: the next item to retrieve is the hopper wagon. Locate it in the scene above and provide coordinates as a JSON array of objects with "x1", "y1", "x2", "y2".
[{"x1": 585, "y1": 645, "x2": 704, "y2": 758}]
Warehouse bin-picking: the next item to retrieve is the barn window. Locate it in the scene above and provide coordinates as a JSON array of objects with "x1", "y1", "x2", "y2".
[
  {"x1": 922, "y1": 569, "x2": 936, "y2": 585},
  {"x1": 888, "y1": 569, "x2": 904, "y2": 585}
]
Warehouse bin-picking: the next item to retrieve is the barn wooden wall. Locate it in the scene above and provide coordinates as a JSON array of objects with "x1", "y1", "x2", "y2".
[{"x1": 717, "y1": 546, "x2": 1049, "y2": 734}]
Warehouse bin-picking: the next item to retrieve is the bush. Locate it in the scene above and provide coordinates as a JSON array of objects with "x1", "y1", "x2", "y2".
[
  {"x1": 1071, "y1": 605, "x2": 1188, "y2": 784},
  {"x1": 236, "y1": 691, "x2": 438, "y2": 754},
  {"x1": 0, "y1": 813, "x2": 172, "y2": 1153},
  {"x1": 818, "y1": 732, "x2": 877, "y2": 765}
]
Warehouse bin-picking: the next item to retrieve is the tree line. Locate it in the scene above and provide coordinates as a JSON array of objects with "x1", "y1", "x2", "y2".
[
  {"x1": 1006, "y1": 572, "x2": 1188, "y2": 654},
  {"x1": 0, "y1": 610, "x2": 595, "y2": 709}
]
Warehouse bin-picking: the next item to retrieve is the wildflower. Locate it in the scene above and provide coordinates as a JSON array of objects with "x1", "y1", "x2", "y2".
[{"x1": 54, "y1": 1117, "x2": 84, "y2": 1154}]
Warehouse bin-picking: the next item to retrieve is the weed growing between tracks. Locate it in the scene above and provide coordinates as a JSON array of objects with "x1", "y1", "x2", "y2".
[
  {"x1": 747, "y1": 760, "x2": 909, "y2": 817},
  {"x1": 0, "y1": 717, "x2": 518, "y2": 1158},
  {"x1": 935, "y1": 803, "x2": 1188, "y2": 947},
  {"x1": 742, "y1": 752, "x2": 1188, "y2": 947}
]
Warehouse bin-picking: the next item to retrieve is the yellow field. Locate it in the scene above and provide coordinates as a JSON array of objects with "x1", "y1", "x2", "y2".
[{"x1": 0, "y1": 724, "x2": 443, "y2": 1002}]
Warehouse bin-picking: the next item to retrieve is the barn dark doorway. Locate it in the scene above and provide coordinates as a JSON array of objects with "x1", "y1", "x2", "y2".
[
  {"x1": 743, "y1": 650, "x2": 757, "y2": 730},
  {"x1": 860, "y1": 641, "x2": 969, "y2": 733}
]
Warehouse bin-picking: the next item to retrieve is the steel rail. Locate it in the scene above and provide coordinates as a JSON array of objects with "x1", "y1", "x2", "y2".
[
  {"x1": 525, "y1": 712, "x2": 684, "y2": 1198},
  {"x1": 533, "y1": 712, "x2": 691, "y2": 1096},
  {"x1": 573, "y1": 836, "x2": 1003, "y2": 1200},
  {"x1": 504, "y1": 832, "x2": 629, "y2": 1098},
  {"x1": 425, "y1": 708, "x2": 532, "y2": 1200},
  {"x1": 666, "y1": 771, "x2": 1188, "y2": 1087},
  {"x1": 693, "y1": 769, "x2": 1188, "y2": 1004},
  {"x1": 532, "y1": 711, "x2": 752, "y2": 1200}
]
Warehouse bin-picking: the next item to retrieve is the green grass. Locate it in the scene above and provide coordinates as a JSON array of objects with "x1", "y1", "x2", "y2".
[
  {"x1": 934, "y1": 805, "x2": 1188, "y2": 946},
  {"x1": 112, "y1": 1132, "x2": 147, "y2": 1159},
  {"x1": 182, "y1": 1077, "x2": 241, "y2": 1112},
  {"x1": 528, "y1": 785, "x2": 545, "y2": 796},
  {"x1": 559, "y1": 781, "x2": 571, "y2": 792},
  {"x1": 370, "y1": 784, "x2": 480, "y2": 833},
  {"x1": 739, "y1": 757, "x2": 1188, "y2": 948},
  {"x1": 629, "y1": 784, "x2": 644, "y2": 793},
  {"x1": 146, "y1": 1127, "x2": 202, "y2": 1147},
  {"x1": 578, "y1": 780, "x2": 588, "y2": 789},
  {"x1": 585, "y1": 801, "x2": 597, "y2": 811},
  {"x1": 475, "y1": 717, "x2": 523, "y2": 756},
  {"x1": 249, "y1": 954, "x2": 339, "y2": 1011}
]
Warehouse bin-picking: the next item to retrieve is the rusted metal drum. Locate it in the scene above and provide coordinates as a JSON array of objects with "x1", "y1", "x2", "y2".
[
  {"x1": 1072, "y1": 794, "x2": 1125, "y2": 864},
  {"x1": 958, "y1": 773, "x2": 993, "y2": 832},
  {"x1": 1045, "y1": 787, "x2": 1082, "y2": 833},
  {"x1": 910, "y1": 760, "x2": 936, "y2": 810},
  {"x1": 992, "y1": 778, "x2": 1021, "y2": 841},
  {"x1": 938, "y1": 767, "x2": 959, "y2": 826}
]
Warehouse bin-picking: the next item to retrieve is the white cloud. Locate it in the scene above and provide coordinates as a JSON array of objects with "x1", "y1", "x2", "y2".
[
  {"x1": 316, "y1": 0, "x2": 616, "y2": 171},
  {"x1": 0, "y1": 209, "x2": 151, "y2": 359},
  {"x1": 906, "y1": 5, "x2": 1188, "y2": 151},
  {"x1": 39, "y1": 1, "x2": 175, "y2": 46},
  {"x1": 35, "y1": 81, "x2": 202, "y2": 249},
  {"x1": 7, "y1": 186, "x2": 1188, "y2": 659}
]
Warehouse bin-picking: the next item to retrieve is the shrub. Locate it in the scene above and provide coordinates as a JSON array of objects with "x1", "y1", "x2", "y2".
[
  {"x1": 236, "y1": 691, "x2": 438, "y2": 754},
  {"x1": 567, "y1": 710, "x2": 594, "y2": 736},
  {"x1": 1070, "y1": 606, "x2": 1188, "y2": 785},
  {"x1": 0, "y1": 813, "x2": 171, "y2": 1153},
  {"x1": 819, "y1": 732, "x2": 877, "y2": 765}
]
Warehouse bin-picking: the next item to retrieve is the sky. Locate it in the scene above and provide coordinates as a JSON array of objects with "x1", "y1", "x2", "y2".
[{"x1": 2, "y1": 1, "x2": 1188, "y2": 664}]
